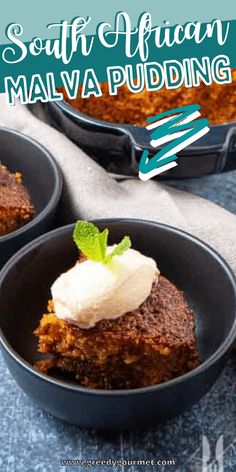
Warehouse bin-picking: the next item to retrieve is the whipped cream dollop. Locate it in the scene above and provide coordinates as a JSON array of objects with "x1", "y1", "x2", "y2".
[{"x1": 51, "y1": 246, "x2": 159, "y2": 329}]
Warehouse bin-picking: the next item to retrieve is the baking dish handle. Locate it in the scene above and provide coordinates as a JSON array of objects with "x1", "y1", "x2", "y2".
[
  {"x1": 219, "y1": 126, "x2": 236, "y2": 172},
  {"x1": 124, "y1": 124, "x2": 236, "y2": 178}
]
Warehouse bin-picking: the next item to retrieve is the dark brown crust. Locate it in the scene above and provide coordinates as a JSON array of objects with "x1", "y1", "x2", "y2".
[
  {"x1": 84, "y1": 276, "x2": 196, "y2": 344},
  {"x1": 0, "y1": 165, "x2": 35, "y2": 236},
  {"x1": 34, "y1": 275, "x2": 200, "y2": 389}
]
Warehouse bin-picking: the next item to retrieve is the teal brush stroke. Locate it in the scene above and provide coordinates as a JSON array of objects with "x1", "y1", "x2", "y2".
[{"x1": 139, "y1": 104, "x2": 209, "y2": 175}]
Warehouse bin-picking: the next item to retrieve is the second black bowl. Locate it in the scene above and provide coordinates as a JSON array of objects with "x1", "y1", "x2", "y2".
[
  {"x1": 0, "y1": 219, "x2": 236, "y2": 430},
  {"x1": 0, "y1": 127, "x2": 62, "y2": 267}
]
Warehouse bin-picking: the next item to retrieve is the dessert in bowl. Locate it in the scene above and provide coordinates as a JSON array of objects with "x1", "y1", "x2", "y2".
[
  {"x1": 0, "y1": 219, "x2": 236, "y2": 430},
  {"x1": 34, "y1": 221, "x2": 200, "y2": 389},
  {"x1": 0, "y1": 127, "x2": 62, "y2": 267},
  {"x1": 0, "y1": 164, "x2": 35, "y2": 237}
]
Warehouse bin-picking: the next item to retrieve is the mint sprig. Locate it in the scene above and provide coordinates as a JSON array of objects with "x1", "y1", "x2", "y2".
[{"x1": 73, "y1": 221, "x2": 131, "y2": 263}]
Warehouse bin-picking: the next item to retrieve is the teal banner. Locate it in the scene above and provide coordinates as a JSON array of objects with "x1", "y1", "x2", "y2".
[{"x1": 0, "y1": 13, "x2": 235, "y2": 103}]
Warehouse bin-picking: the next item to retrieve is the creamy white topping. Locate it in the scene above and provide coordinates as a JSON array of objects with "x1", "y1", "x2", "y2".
[{"x1": 51, "y1": 246, "x2": 159, "y2": 329}]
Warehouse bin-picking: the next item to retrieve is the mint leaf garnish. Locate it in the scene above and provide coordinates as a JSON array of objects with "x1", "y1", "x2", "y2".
[
  {"x1": 73, "y1": 220, "x2": 131, "y2": 263},
  {"x1": 98, "y1": 228, "x2": 109, "y2": 259},
  {"x1": 104, "y1": 236, "x2": 131, "y2": 263},
  {"x1": 73, "y1": 221, "x2": 106, "y2": 262}
]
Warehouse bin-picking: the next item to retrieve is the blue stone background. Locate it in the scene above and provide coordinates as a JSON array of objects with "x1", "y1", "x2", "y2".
[{"x1": 0, "y1": 171, "x2": 236, "y2": 472}]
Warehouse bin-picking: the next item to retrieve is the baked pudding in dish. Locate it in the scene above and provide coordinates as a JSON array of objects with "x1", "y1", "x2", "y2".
[
  {"x1": 58, "y1": 70, "x2": 236, "y2": 127},
  {"x1": 34, "y1": 220, "x2": 200, "y2": 389}
]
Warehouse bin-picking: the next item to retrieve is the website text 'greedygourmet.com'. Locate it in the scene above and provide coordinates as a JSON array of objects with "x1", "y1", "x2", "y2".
[{"x1": 60, "y1": 458, "x2": 176, "y2": 468}]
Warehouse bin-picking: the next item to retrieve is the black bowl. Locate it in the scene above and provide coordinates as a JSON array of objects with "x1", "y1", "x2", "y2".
[
  {"x1": 46, "y1": 100, "x2": 236, "y2": 178},
  {"x1": 0, "y1": 219, "x2": 236, "y2": 431},
  {"x1": 0, "y1": 127, "x2": 62, "y2": 267}
]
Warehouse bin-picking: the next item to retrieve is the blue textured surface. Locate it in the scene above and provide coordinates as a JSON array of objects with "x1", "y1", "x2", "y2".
[{"x1": 0, "y1": 171, "x2": 236, "y2": 472}]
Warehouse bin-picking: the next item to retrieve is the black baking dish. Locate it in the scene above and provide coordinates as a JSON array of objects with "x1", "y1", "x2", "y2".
[{"x1": 46, "y1": 100, "x2": 236, "y2": 178}]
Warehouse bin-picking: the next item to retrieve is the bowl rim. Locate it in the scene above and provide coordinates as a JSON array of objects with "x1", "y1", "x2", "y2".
[
  {"x1": 1, "y1": 218, "x2": 236, "y2": 396},
  {"x1": 52, "y1": 98, "x2": 236, "y2": 151},
  {"x1": 0, "y1": 126, "x2": 63, "y2": 244}
]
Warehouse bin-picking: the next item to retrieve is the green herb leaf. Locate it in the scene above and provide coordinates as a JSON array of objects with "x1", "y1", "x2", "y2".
[
  {"x1": 104, "y1": 236, "x2": 131, "y2": 263},
  {"x1": 73, "y1": 221, "x2": 106, "y2": 262},
  {"x1": 98, "y1": 228, "x2": 109, "y2": 260},
  {"x1": 73, "y1": 220, "x2": 131, "y2": 263}
]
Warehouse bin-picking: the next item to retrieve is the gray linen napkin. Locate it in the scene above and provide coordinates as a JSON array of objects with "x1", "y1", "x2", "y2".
[{"x1": 0, "y1": 96, "x2": 236, "y2": 272}]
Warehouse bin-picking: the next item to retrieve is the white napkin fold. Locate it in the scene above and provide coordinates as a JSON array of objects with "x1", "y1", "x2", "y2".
[{"x1": 0, "y1": 95, "x2": 236, "y2": 272}]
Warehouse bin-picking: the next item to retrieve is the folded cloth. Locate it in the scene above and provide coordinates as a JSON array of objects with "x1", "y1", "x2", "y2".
[{"x1": 0, "y1": 95, "x2": 236, "y2": 273}]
